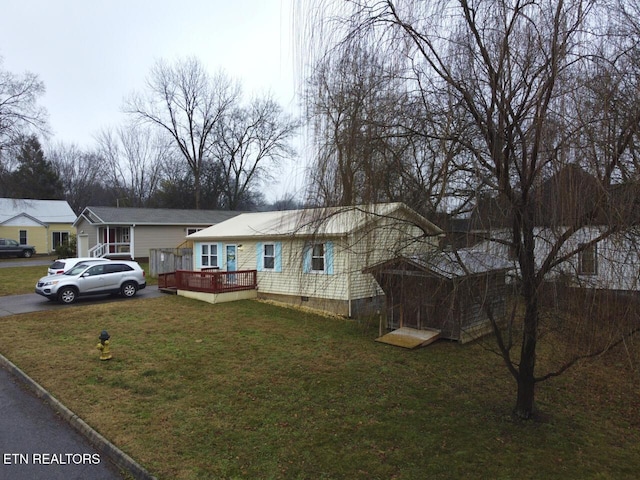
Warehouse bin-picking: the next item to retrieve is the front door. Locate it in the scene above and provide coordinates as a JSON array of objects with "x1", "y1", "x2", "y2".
[{"x1": 226, "y1": 245, "x2": 237, "y2": 271}]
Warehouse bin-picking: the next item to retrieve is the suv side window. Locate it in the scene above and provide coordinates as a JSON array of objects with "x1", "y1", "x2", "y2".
[
  {"x1": 105, "y1": 263, "x2": 133, "y2": 274},
  {"x1": 86, "y1": 265, "x2": 106, "y2": 276}
]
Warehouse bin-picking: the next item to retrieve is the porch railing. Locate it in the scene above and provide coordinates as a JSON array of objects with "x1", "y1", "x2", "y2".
[
  {"x1": 158, "y1": 270, "x2": 257, "y2": 294},
  {"x1": 89, "y1": 242, "x2": 131, "y2": 257}
]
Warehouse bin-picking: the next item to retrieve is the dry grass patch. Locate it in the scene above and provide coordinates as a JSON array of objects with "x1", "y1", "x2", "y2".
[{"x1": 0, "y1": 296, "x2": 639, "y2": 479}]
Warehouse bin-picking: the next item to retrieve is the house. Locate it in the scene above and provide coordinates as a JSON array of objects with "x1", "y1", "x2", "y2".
[
  {"x1": 467, "y1": 165, "x2": 640, "y2": 291},
  {"x1": 73, "y1": 206, "x2": 241, "y2": 260},
  {"x1": 0, "y1": 198, "x2": 76, "y2": 254},
  {"x1": 187, "y1": 203, "x2": 443, "y2": 317},
  {"x1": 365, "y1": 249, "x2": 512, "y2": 343}
]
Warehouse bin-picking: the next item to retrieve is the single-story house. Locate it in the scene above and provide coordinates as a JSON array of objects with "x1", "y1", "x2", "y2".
[
  {"x1": 73, "y1": 206, "x2": 241, "y2": 260},
  {"x1": 0, "y1": 198, "x2": 76, "y2": 254},
  {"x1": 187, "y1": 203, "x2": 443, "y2": 317},
  {"x1": 467, "y1": 165, "x2": 640, "y2": 292},
  {"x1": 365, "y1": 249, "x2": 512, "y2": 343}
]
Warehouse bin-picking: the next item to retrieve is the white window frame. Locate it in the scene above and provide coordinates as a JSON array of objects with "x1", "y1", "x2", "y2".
[
  {"x1": 263, "y1": 243, "x2": 275, "y2": 270},
  {"x1": 311, "y1": 243, "x2": 325, "y2": 273},
  {"x1": 578, "y1": 243, "x2": 598, "y2": 275},
  {"x1": 201, "y1": 243, "x2": 219, "y2": 268}
]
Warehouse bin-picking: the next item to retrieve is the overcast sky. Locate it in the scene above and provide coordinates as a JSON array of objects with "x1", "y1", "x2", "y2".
[{"x1": 0, "y1": 0, "x2": 306, "y2": 201}]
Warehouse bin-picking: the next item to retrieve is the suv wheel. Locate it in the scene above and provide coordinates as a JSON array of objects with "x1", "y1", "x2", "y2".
[
  {"x1": 121, "y1": 281, "x2": 138, "y2": 298},
  {"x1": 58, "y1": 286, "x2": 78, "y2": 304},
  {"x1": 22, "y1": 250, "x2": 33, "y2": 258}
]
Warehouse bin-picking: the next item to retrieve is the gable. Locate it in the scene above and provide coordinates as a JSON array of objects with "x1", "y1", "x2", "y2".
[{"x1": 0, "y1": 198, "x2": 76, "y2": 224}]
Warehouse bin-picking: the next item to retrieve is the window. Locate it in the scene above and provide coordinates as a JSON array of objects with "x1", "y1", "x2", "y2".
[
  {"x1": 86, "y1": 265, "x2": 106, "y2": 276},
  {"x1": 52, "y1": 231, "x2": 69, "y2": 250},
  {"x1": 256, "y1": 242, "x2": 281, "y2": 272},
  {"x1": 263, "y1": 244, "x2": 275, "y2": 269},
  {"x1": 187, "y1": 228, "x2": 203, "y2": 236},
  {"x1": 311, "y1": 244, "x2": 325, "y2": 272},
  {"x1": 303, "y1": 241, "x2": 334, "y2": 274},
  {"x1": 201, "y1": 244, "x2": 218, "y2": 268},
  {"x1": 19, "y1": 230, "x2": 27, "y2": 245},
  {"x1": 579, "y1": 243, "x2": 597, "y2": 275}
]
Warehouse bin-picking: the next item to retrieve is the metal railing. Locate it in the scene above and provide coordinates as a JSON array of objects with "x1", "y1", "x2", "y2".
[{"x1": 158, "y1": 270, "x2": 257, "y2": 294}]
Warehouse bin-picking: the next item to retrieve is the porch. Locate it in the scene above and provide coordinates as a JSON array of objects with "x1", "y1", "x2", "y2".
[
  {"x1": 158, "y1": 269, "x2": 258, "y2": 305},
  {"x1": 158, "y1": 269, "x2": 257, "y2": 294}
]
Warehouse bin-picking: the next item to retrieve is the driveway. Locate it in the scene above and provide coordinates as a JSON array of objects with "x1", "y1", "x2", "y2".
[{"x1": 0, "y1": 286, "x2": 163, "y2": 318}]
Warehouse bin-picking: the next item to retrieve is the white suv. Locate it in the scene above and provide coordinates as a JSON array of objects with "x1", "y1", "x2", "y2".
[{"x1": 36, "y1": 260, "x2": 146, "y2": 304}]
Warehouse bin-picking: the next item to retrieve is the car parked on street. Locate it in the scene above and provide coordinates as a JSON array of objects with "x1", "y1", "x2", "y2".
[
  {"x1": 0, "y1": 238, "x2": 36, "y2": 258},
  {"x1": 35, "y1": 260, "x2": 146, "y2": 304},
  {"x1": 47, "y1": 257, "x2": 110, "y2": 275}
]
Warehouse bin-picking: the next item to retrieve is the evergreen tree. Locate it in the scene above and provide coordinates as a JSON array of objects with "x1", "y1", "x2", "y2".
[{"x1": 9, "y1": 135, "x2": 63, "y2": 199}]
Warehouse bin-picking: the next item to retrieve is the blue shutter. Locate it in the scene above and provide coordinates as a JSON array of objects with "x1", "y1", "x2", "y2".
[
  {"x1": 274, "y1": 242, "x2": 282, "y2": 273},
  {"x1": 325, "y1": 241, "x2": 334, "y2": 274},
  {"x1": 303, "y1": 243, "x2": 311, "y2": 273},
  {"x1": 256, "y1": 242, "x2": 263, "y2": 271}
]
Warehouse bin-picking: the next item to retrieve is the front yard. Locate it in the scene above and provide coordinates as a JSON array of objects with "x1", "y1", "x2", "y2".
[{"x1": 0, "y1": 294, "x2": 639, "y2": 479}]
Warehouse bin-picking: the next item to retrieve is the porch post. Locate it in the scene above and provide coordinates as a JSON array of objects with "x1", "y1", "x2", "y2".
[{"x1": 130, "y1": 225, "x2": 135, "y2": 259}]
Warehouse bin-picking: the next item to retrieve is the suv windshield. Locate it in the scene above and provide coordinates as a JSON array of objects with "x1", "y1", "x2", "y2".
[{"x1": 65, "y1": 264, "x2": 91, "y2": 276}]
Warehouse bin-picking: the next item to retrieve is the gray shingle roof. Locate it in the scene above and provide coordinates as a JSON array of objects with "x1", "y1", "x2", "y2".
[{"x1": 79, "y1": 206, "x2": 241, "y2": 226}]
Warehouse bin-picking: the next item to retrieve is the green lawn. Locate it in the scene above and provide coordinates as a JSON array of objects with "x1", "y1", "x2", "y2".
[{"x1": 0, "y1": 295, "x2": 638, "y2": 479}]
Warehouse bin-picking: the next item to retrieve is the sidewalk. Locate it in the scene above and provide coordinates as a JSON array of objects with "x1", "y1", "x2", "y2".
[{"x1": 0, "y1": 359, "x2": 155, "y2": 480}]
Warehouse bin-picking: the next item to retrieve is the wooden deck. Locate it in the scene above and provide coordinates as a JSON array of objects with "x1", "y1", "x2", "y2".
[{"x1": 158, "y1": 270, "x2": 257, "y2": 294}]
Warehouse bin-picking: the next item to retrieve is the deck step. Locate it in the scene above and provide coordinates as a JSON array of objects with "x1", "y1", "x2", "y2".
[{"x1": 376, "y1": 327, "x2": 441, "y2": 349}]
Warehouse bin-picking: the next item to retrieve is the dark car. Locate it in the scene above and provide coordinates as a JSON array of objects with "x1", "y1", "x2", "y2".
[{"x1": 0, "y1": 238, "x2": 36, "y2": 258}]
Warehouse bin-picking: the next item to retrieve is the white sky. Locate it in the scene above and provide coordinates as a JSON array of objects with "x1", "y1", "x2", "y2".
[{"x1": 0, "y1": 0, "x2": 308, "y2": 202}]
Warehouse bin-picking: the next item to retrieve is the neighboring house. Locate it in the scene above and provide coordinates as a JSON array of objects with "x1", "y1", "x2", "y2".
[
  {"x1": 467, "y1": 165, "x2": 640, "y2": 291},
  {"x1": 187, "y1": 203, "x2": 443, "y2": 317},
  {"x1": 365, "y1": 249, "x2": 512, "y2": 343},
  {"x1": 73, "y1": 206, "x2": 241, "y2": 260},
  {"x1": 0, "y1": 198, "x2": 76, "y2": 254}
]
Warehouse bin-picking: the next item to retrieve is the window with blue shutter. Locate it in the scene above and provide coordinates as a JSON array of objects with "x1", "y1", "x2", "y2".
[
  {"x1": 304, "y1": 241, "x2": 333, "y2": 274},
  {"x1": 257, "y1": 242, "x2": 282, "y2": 272}
]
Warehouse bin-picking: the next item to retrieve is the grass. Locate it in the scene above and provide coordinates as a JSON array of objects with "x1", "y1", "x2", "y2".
[{"x1": 0, "y1": 294, "x2": 639, "y2": 479}]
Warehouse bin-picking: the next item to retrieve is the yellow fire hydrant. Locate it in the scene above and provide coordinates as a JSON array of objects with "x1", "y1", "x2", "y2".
[{"x1": 97, "y1": 330, "x2": 112, "y2": 361}]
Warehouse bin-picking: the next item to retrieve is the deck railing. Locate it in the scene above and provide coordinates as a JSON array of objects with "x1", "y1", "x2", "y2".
[{"x1": 158, "y1": 270, "x2": 257, "y2": 294}]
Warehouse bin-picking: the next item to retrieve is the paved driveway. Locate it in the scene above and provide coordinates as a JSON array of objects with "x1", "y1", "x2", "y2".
[{"x1": 0, "y1": 286, "x2": 163, "y2": 318}]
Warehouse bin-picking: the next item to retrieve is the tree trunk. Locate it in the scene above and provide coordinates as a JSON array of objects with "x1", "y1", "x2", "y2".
[
  {"x1": 515, "y1": 305, "x2": 538, "y2": 419},
  {"x1": 514, "y1": 204, "x2": 539, "y2": 419}
]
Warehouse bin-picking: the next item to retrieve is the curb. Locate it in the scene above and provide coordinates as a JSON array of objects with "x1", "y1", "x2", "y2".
[{"x1": 0, "y1": 353, "x2": 156, "y2": 480}]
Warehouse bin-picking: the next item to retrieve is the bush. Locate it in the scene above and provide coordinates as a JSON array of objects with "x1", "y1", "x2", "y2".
[{"x1": 54, "y1": 234, "x2": 77, "y2": 258}]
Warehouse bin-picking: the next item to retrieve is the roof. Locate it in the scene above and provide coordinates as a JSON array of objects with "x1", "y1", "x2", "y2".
[
  {"x1": 0, "y1": 198, "x2": 76, "y2": 225},
  {"x1": 187, "y1": 203, "x2": 444, "y2": 240},
  {"x1": 469, "y1": 165, "x2": 637, "y2": 230},
  {"x1": 366, "y1": 249, "x2": 512, "y2": 279},
  {"x1": 74, "y1": 206, "x2": 242, "y2": 227}
]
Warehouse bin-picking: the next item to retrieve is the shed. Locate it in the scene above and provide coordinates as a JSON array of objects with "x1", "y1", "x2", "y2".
[{"x1": 365, "y1": 249, "x2": 512, "y2": 343}]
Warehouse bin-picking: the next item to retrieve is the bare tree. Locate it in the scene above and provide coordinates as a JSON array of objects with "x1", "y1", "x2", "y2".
[
  {"x1": 0, "y1": 58, "x2": 48, "y2": 153},
  {"x1": 47, "y1": 142, "x2": 108, "y2": 213},
  {"x1": 304, "y1": 39, "x2": 470, "y2": 216},
  {"x1": 96, "y1": 123, "x2": 169, "y2": 207},
  {"x1": 212, "y1": 96, "x2": 299, "y2": 210},
  {"x1": 125, "y1": 57, "x2": 240, "y2": 209},
  {"x1": 298, "y1": 0, "x2": 640, "y2": 419}
]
